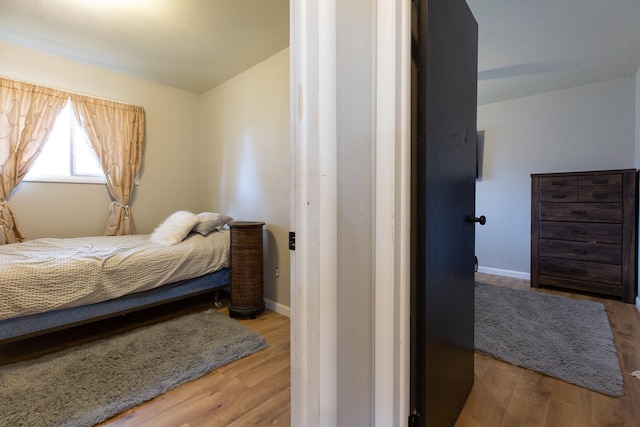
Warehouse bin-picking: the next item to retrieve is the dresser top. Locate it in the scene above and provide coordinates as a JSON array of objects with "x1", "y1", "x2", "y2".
[{"x1": 531, "y1": 168, "x2": 637, "y2": 178}]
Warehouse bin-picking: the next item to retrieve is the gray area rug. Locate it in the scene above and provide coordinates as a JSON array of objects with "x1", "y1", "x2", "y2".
[
  {"x1": 475, "y1": 282, "x2": 623, "y2": 397},
  {"x1": 0, "y1": 309, "x2": 268, "y2": 427}
]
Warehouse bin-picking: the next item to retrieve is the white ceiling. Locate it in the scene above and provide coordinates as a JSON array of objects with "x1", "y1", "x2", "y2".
[
  {"x1": 468, "y1": 0, "x2": 640, "y2": 104},
  {"x1": 0, "y1": 0, "x2": 289, "y2": 94},
  {"x1": 0, "y1": 0, "x2": 639, "y2": 104}
]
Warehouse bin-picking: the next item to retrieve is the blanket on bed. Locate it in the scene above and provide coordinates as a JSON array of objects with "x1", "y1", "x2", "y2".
[{"x1": 0, "y1": 231, "x2": 230, "y2": 321}]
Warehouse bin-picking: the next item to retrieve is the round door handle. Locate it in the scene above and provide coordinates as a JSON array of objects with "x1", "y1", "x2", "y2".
[{"x1": 472, "y1": 215, "x2": 486, "y2": 225}]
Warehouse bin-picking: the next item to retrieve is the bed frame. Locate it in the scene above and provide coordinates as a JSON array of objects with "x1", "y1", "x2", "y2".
[{"x1": 0, "y1": 268, "x2": 229, "y2": 344}]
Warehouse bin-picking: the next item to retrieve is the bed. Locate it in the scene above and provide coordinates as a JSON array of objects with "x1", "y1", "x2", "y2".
[{"x1": 0, "y1": 211, "x2": 232, "y2": 343}]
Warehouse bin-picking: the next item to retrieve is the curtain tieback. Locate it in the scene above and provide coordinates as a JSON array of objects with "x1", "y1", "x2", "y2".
[
  {"x1": 110, "y1": 201, "x2": 131, "y2": 218},
  {"x1": 0, "y1": 200, "x2": 9, "y2": 230}
]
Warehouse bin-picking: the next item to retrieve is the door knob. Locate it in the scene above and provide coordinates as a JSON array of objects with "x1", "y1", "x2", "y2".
[{"x1": 470, "y1": 215, "x2": 486, "y2": 225}]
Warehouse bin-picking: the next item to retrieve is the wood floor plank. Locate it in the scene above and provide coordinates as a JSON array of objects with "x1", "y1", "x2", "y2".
[
  {"x1": 226, "y1": 387, "x2": 290, "y2": 426},
  {"x1": 152, "y1": 377, "x2": 250, "y2": 427},
  {"x1": 461, "y1": 273, "x2": 640, "y2": 427},
  {"x1": 501, "y1": 369, "x2": 554, "y2": 427},
  {"x1": 96, "y1": 304, "x2": 291, "y2": 426},
  {"x1": 455, "y1": 356, "x2": 520, "y2": 426},
  {"x1": 544, "y1": 379, "x2": 590, "y2": 427},
  {"x1": 191, "y1": 366, "x2": 290, "y2": 426},
  {"x1": 234, "y1": 351, "x2": 291, "y2": 388}
]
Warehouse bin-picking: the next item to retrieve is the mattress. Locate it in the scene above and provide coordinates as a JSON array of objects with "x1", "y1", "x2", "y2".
[{"x1": 0, "y1": 231, "x2": 230, "y2": 321}]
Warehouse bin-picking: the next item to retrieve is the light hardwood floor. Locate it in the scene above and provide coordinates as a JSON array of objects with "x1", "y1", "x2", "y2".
[
  {"x1": 100, "y1": 305, "x2": 291, "y2": 426},
  {"x1": 2, "y1": 274, "x2": 639, "y2": 426},
  {"x1": 457, "y1": 273, "x2": 640, "y2": 427}
]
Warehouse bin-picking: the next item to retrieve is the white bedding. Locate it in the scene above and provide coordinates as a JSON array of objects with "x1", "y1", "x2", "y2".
[{"x1": 0, "y1": 231, "x2": 230, "y2": 321}]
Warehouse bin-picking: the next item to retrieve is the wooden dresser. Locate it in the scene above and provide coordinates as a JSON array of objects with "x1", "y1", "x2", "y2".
[{"x1": 531, "y1": 169, "x2": 638, "y2": 303}]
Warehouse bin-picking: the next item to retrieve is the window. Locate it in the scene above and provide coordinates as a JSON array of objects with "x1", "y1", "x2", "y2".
[{"x1": 24, "y1": 99, "x2": 105, "y2": 184}]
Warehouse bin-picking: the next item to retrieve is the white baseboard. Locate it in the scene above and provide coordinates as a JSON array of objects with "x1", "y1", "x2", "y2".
[
  {"x1": 636, "y1": 296, "x2": 640, "y2": 313},
  {"x1": 477, "y1": 266, "x2": 530, "y2": 281},
  {"x1": 264, "y1": 298, "x2": 291, "y2": 318}
]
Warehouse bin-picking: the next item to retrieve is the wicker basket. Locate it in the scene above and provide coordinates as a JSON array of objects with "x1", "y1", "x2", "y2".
[{"x1": 228, "y1": 221, "x2": 265, "y2": 318}]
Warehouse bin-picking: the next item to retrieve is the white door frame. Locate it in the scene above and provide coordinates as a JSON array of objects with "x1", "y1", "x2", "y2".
[
  {"x1": 290, "y1": 0, "x2": 411, "y2": 425},
  {"x1": 374, "y1": 1, "x2": 412, "y2": 425},
  {"x1": 290, "y1": 1, "x2": 338, "y2": 425}
]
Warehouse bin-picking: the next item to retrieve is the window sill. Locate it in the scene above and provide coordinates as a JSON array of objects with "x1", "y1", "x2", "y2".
[
  {"x1": 23, "y1": 175, "x2": 140, "y2": 185},
  {"x1": 23, "y1": 175, "x2": 106, "y2": 185}
]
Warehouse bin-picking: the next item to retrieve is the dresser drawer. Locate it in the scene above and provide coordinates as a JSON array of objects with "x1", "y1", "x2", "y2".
[
  {"x1": 537, "y1": 275, "x2": 624, "y2": 298},
  {"x1": 578, "y1": 174, "x2": 622, "y2": 202},
  {"x1": 539, "y1": 239, "x2": 621, "y2": 264},
  {"x1": 540, "y1": 176, "x2": 577, "y2": 202},
  {"x1": 539, "y1": 257, "x2": 621, "y2": 285},
  {"x1": 531, "y1": 169, "x2": 638, "y2": 303},
  {"x1": 539, "y1": 221, "x2": 622, "y2": 244},
  {"x1": 540, "y1": 202, "x2": 622, "y2": 223}
]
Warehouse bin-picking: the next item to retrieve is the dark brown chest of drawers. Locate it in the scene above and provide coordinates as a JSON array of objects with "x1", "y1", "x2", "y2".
[{"x1": 531, "y1": 169, "x2": 638, "y2": 303}]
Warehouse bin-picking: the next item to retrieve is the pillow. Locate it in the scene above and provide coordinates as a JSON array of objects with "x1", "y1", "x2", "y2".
[
  {"x1": 192, "y1": 212, "x2": 233, "y2": 235},
  {"x1": 149, "y1": 210, "x2": 199, "y2": 245}
]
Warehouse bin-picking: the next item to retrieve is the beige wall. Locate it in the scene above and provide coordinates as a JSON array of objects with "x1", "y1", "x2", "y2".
[
  {"x1": 200, "y1": 48, "x2": 290, "y2": 309},
  {"x1": 1, "y1": 40, "x2": 204, "y2": 238}
]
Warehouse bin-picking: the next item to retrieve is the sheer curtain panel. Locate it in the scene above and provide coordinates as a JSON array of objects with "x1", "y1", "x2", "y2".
[
  {"x1": 71, "y1": 95, "x2": 144, "y2": 236},
  {"x1": 70, "y1": 95, "x2": 145, "y2": 236},
  {"x1": 0, "y1": 78, "x2": 68, "y2": 244}
]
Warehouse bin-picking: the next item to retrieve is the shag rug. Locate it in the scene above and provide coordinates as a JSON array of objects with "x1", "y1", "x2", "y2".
[
  {"x1": 475, "y1": 282, "x2": 623, "y2": 397},
  {"x1": 0, "y1": 309, "x2": 268, "y2": 427}
]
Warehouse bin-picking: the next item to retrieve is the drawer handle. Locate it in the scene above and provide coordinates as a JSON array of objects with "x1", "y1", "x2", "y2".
[
  {"x1": 570, "y1": 229, "x2": 586, "y2": 235},
  {"x1": 592, "y1": 193, "x2": 609, "y2": 200},
  {"x1": 552, "y1": 194, "x2": 567, "y2": 199},
  {"x1": 571, "y1": 249, "x2": 587, "y2": 255},
  {"x1": 570, "y1": 268, "x2": 586, "y2": 273},
  {"x1": 571, "y1": 210, "x2": 587, "y2": 215},
  {"x1": 592, "y1": 178, "x2": 609, "y2": 184},
  {"x1": 551, "y1": 180, "x2": 567, "y2": 186}
]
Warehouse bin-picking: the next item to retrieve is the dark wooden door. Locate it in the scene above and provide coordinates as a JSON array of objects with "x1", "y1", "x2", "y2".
[{"x1": 410, "y1": 0, "x2": 478, "y2": 425}]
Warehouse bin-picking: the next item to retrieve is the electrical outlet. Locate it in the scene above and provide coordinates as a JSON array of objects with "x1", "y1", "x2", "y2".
[{"x1": 275, "y1": 267, "x2": 279, "y2": 277}]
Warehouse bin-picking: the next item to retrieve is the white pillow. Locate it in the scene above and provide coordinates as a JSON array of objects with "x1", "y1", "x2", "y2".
[
  {"x1": 149, "y1": 210, "x2": 199, "y2": 245},
  {"x1": 192, "y1": 212, "x2": 233, "y2": 235}
]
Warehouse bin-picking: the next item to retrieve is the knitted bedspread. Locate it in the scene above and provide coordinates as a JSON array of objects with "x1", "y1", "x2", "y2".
[{"x1": 0, "y1": 231, "x2": 229, "y2": 321}]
